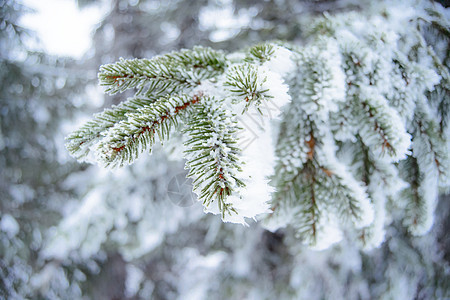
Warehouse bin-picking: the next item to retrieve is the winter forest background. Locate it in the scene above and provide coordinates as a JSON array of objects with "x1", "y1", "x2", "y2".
[{"x1": 1, "y1": 0, "x2": 449, "y2": 299}]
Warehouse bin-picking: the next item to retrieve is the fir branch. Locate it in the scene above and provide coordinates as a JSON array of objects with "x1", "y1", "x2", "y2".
[
  {"x1": 98, "y1": 47, "x2": 227, "y2": 95},
  {"x1": 224, "y1": 63, "x2": 271, "y2": 112},
  {"x1": 351, "y1": 90, "x2": 411, "y2": 161},
  {"x1": 292, "y1": 40, "x2": 345, "y2": 117},
  {"x1": 274, "y1": 120, "x2": 309, "y2": 181},
  {"x1": 289, "y1": 163, "x2": 321, "y2": 244},
  {"x1": 285, "y1": 158, "x2": 369, "y2": 245},
  {"x1": 66, "y1": 95, "x2": 161, "y2": 160},
  {"x1": 422, "y1": 45, "x2": 450, "y2": 133},
  {"x1": 95, "y1": 94, "x2": 201, "y2": 168},
  {"x1": 183, "y1": 99, "x2": 245, "y2": 218},
  {"x1": 273, "y1": 111, "x2": 372, "y2": 245},
  {"x1": 412, "y1": 111, "x2": 449, "y2": 187},
  {"x1": 269, "y1": 160, "x2": 321, "y2": 246},
  {"x1": 385, "y1": 54, "x2": 419, "y2": 123},
  {"x1": 170, "y1": 46, "x2": 227, "y2": 72},
  {"x1": 400, "y1": 156, "x2": 432, "y2": 235},
  {"x1": 317, "y1": 160, "x2": 367, "y2": 226},
  {"x1": 433, "y1": 85, "x2": 450, "y2": 134},
  {"x1": 98, "y1": 57, "x2": 185, "y2": 95},
  {"x1": 244, "y1": 43, "x2": 275, "y2": 64}
]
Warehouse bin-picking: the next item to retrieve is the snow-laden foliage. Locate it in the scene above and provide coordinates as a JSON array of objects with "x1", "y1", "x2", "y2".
[
  {"x1": 66, "y1": 0, "x2": 449, "y2": 250},
  {"x1": 67, "y1": 44, "x2": 293, "y2": 225},
  {"x1": 9, "y1": 0, "x2": 444, "y2": 299},
  {"x1": 184, "y1": 99, "x2": 247, "y2": 220}
]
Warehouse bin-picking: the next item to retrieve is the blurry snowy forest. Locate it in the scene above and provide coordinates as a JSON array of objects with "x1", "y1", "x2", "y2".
[{"x1": 1, "y1": 0, "x2": 449, "y2": 299}]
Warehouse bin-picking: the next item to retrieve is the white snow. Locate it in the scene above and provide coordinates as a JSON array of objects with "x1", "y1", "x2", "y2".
[
  {"x1": 310, "y1": 212, "x2": 343, "y2": 251},
  {"x1": 259, "y1": 65, "x2": 292, "y2": 108},
  {"x1": 0, "y1": 214, "x2": 20, "y2": 238},
  {"x1": 125, "y1": 264, "x2": 145, "y2": 298},
  {"x1": 263, "y1": 46, "x2": 296, "y2": 75}
]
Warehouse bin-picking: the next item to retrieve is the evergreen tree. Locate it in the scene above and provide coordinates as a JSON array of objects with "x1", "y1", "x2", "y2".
[
  {"x1": 0, "y1": 0, "x2": 96, "y2": 298},
  {"x1": 67, "y1": 0, "x2": 449, "y2": 249},
  {"x1": 11, "y1": 0, "x2": 448, "y2": 299}
]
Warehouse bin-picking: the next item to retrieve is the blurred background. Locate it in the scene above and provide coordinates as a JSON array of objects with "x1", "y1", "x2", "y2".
[{"x1": 1, "y1": 0, "x2": 449, "y2": 299}]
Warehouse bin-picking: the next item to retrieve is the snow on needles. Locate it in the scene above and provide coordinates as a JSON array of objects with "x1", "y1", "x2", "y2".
[
  {"x1": 199, "y1": 45, "x2": 294, "y2": 225},
  {"x1": 224, "y1": 50, "x2": 293, "y2": 225}
]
